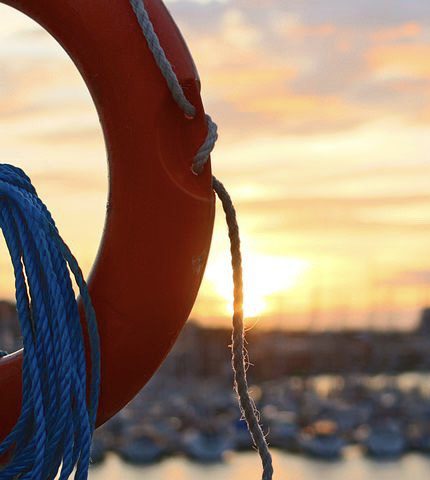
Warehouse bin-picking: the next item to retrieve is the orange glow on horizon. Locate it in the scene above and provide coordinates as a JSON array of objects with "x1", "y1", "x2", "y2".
[
  {"x1": 205, "y1": 251, "x2": 310, "y2": 319},
  {"x1": 1, "y1": 3, "x2": 430, "y2": 331}
]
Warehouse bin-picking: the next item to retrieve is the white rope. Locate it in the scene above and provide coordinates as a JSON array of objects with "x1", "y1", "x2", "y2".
[
  {"x1": 129, "y1": 2, "x2": 273, "y2": 478},
  {"x1": 129, "y1": 0, "x2": 219, "y2": 175}
]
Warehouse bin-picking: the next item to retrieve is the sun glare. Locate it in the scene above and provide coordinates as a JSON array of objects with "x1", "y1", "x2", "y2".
[{"x1": 206, "y1": 252, "x2": 310, "y2": 319}]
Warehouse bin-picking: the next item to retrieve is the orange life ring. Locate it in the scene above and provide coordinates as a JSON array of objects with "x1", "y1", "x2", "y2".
[{"x1": 0, "y1": 0, "x2": 214, "y2": 442}]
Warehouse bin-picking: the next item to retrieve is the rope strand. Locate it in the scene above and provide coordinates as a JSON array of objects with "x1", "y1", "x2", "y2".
[
  {"x1": 129, "y1": 0, "x2": 196, "y2": 118},
  {"x1": 213, "y1": 177, "x2": 274, "y2": 480},
  {"x1": 129, "y1": 2, "x2": 273, "y2": 477}
]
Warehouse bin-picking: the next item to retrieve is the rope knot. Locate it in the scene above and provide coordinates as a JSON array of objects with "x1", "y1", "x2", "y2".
[{"x1": 192, "y1": 115, "x2": 219, "y2": 175}]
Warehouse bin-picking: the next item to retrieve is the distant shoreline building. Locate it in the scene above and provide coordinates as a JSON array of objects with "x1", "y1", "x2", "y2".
[{"x1": 417, "y1": 308, "x2": 430, "y2": 335}]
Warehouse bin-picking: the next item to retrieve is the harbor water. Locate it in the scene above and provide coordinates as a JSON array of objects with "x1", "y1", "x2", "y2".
[{"x1": 89, "y1": 449, "x2": 430, "y2": 480}]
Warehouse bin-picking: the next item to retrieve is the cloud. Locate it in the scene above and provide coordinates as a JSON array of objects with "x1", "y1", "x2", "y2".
[
  {"x1": 387, "y1": 270, "x2": 430, "y2": 287},
  {"x1": 370, "y1": 22, "x2": 422, "y2": 42},
  {"x1": 367, "y1": 44, "x2": 430, "y2": 78},
  {"x1": 283, "y1": 0, "x2": 430, "y2": 28},
  {"x1": 236, "y1": 194, "x2": 430, "y2": 234},
  {"x1": 2, "y1": 0, "x2": 430, "y2": 144},
  {"x1": 163, "y1": 0, "x2": 430, "y2": 142}
]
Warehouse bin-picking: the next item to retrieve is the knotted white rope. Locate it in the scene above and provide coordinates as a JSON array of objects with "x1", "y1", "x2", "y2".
[{"x1": 129, "y1": 1, "x2": 273, "y2": 478}]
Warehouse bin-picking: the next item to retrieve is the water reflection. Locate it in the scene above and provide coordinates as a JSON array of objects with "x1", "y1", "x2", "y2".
[{"x1": 89, "y1": 450, "x2": 430, "y2": 480}]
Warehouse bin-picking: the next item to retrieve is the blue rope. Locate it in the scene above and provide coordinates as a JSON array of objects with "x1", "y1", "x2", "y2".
[{"x1": 0, "y1": 164, "x2": 100, "y2": 480}]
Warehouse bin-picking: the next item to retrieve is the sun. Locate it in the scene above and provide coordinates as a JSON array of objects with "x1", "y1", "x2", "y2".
[{"x1": 206, "y1": 251, "x2": 310, "y2": 318}]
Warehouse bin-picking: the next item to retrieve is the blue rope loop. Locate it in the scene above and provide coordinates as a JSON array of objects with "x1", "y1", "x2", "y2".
[{"x1": 0, "y1": 164, "x2": 100, "y2": 480}]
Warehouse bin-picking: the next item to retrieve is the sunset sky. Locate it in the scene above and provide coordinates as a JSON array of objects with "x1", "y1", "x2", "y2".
[{"x1": 0, "y1": 1, "x2": 430, "y2": 330}]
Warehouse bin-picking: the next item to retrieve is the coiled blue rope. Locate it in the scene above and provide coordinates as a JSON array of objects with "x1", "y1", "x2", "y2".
[{"x1": 0, "y1": 164, "x2": 100, "y2": 480}]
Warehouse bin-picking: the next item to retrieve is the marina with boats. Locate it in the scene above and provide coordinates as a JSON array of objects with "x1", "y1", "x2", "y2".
[
  {"x1": 3, "y1": 300, "x2": 430, "y2": 466},
  {"x1": 86, "y1": 308, "x2": 430, "y2": 466},
  {"x1": 89, "y1": 371, "x2": 430, "y2": 465}
]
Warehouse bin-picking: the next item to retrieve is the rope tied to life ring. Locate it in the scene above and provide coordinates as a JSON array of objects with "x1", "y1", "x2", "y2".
[
  {"x1": 130, "y1": 1, "x2": 273, "y2": 477},
  {"x1": 0, "y1": 0, "x2": 273, "y2": 479},
  {"x1": 129, "y1": 0, "x2": 273, "y2": 480}
]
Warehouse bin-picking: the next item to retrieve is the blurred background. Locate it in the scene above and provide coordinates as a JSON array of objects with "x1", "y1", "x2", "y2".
[{"x1": 1, "y1": 0, "x2": 430, "y2": 478}]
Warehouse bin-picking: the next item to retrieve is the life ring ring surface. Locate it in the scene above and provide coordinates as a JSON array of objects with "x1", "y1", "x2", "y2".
[{"x1": 0, "y1": 0, "x2": 215, "y2": 441}]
